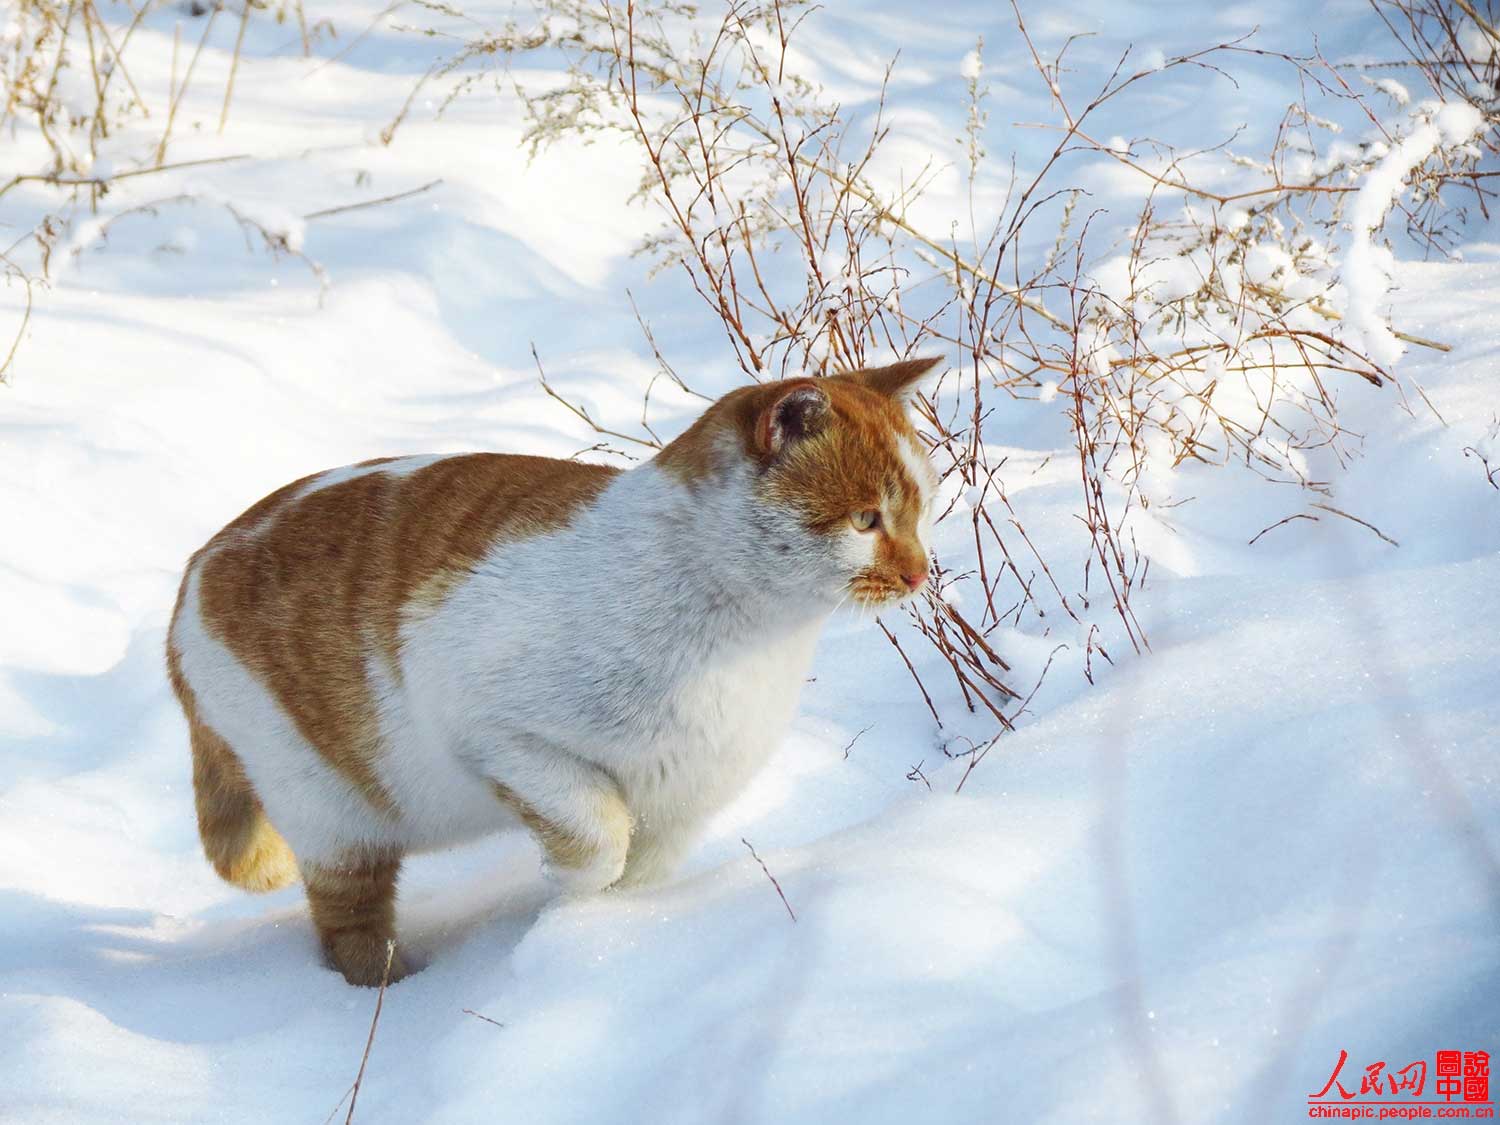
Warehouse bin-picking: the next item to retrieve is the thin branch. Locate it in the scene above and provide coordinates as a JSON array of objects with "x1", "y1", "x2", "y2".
[
  {"x1": 343, "y1": 941, "x2": 397, "y2": 1125},
  {"x1": 1309, "y1": 502, "x2": 1400, "y2": 546},
  {"x1": 841, "y1": 723, "x2": 874, "y2": 760},
  {"x1": 218, "y1": 0, "x2": 254, "y2": 134},
  {"x1": 532, "y1": 343, "x2": 662, "y2": 451},
  {"x1": 1452, "y1": 0, "x2": 1500, "y2": 47},
  {"x1": 741, "y1": 838, "x2": 796, "y2": 922},
  {"x1": 0, "y1": 154, "x2": 254, "y2": 201},
  {"x1": 1248, "y1": 512, "x2": 1320, "y2": 545},
  {"x1": 304, "y1": 179, "x2": 444, "y2": 221},
  {"x1": 155, "y1": 3, "x2": 223, "y2": 166},
  {"x1": 462, "y1": 1008, "x2": 506, "y2": 1028}
]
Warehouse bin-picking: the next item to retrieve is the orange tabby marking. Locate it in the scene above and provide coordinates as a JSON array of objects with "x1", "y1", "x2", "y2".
[{"x1": 184, "y1": 455, "x2": 617, "y2": 817}]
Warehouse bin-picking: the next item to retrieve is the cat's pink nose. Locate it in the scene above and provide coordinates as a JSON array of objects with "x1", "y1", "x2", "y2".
[{"x1": 902, "y1": 571, "x2": 927, "y2": 590}]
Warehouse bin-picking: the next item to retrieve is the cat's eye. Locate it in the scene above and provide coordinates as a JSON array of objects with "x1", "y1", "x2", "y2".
[{"x1": 850, "y1": 509, "x2": 881, "y2": 532}]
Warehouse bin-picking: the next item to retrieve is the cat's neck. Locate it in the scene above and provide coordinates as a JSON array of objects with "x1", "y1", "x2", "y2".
[
  {"x1": 582, "y1": 459, "x2": 834, "y2": 650},
  {"x1": 633, "y1": 459, "x2": 828, "y2": 618}
]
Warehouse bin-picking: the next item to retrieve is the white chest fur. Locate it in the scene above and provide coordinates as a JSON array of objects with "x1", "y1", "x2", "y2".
[{"x1": 391, "y1": 462, "x2": 831, "y2": 847}]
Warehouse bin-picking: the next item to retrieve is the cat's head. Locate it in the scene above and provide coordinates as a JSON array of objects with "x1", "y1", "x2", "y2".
[{"x1": 657, "y1": 357, "x2": 943, "y2": 609}]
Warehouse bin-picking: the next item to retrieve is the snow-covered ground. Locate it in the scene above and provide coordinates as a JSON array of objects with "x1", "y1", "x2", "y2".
[{"x1": 2, "y1": 1, "x2": 1497, "y2": 1122}]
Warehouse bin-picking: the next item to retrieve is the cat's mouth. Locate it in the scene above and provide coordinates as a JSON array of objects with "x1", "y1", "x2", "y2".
[{"x1": 847, "y1": 574, "x2": 918, "y2": 608}]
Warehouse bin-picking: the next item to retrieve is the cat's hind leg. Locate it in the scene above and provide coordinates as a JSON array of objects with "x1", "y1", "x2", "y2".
[{"x1": 301, "y1": 851, "x2": 409, "y2": 987}]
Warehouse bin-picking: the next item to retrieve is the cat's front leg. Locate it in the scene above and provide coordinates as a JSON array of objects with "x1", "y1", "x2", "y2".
[
  {"x1": 484, "y1": 740, "x2": 634, "y2": 894},
  {"x1": 615, "y1": 814, "x2": 700, "y2": 888}
]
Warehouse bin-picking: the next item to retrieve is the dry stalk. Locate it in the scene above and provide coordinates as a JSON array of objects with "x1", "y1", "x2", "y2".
[
  {"x1": 1, "y1": 1, "x2": 338, "y2": 379},
  {"x1": 303, "y1": 178, "x2": 444, "y2": 221},
  {"x1": 741, "y1": 837, "x2": 796, "y2": 922},
  {"x1": 328, "y1": 940, "x2": 397, "y2": 1125},
  {"x1": 377, "y1": 0, "x2": 1495, "y2": 772},
  {"x1": 218, "y1": 0, "x2": 254, "y2": 134}
]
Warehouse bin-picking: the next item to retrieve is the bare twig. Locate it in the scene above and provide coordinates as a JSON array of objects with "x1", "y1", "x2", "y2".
[
  {"x1": 1462, "y1": 446, "x2": 1500, "y2": 489},
  {"x1": 1309, "y1": 502, "x2": 1401, "y2": 546},
  {"x1": 462, "y1": 1008, "x2": 506, "y2": 1028},
  {"x1": 741, "y1": 838, "x2": 796, "y2": 923},
  {"x1": 343, "y1": 940, "x2": 397, "y2": 1125},
  {"x1": 0, "y1": 272, "x2": 35, "y2": 383},
  {"x1": 1452, "y1": 0, "x2": 1500, "y2": 47},
  {"x1": 0, "y1": 154, "x2": 254, "y2": 203},
  {"x1": 1248, "y1": 512, "x2": 1320, "y2": 545},
  {"x1": 877, "y1": 619, "x2": 943, "y2": 727},
  {"x1": 533, "y1": 343, "x2": 662, "y2": 451},
  {"x1": 156, "y1": 4, "x2": 223, "y2": 166},
  {"x1": 840, "y1": 724, "x2": 874, "y2": 760},
  {"x1": 304, "y1": 179, "x2": 445, "y2": 221},
  {"x1": 218, "y1": 0, "x2": 253, "y2": 134}
]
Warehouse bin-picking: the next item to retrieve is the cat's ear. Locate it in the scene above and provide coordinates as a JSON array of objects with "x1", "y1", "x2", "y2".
[
  {"x1": 754, "y1": 379, "x2": 830, "y2": 458},
  {"x1": 837, "y1": 355, "x2": 944, "y2": 402}
]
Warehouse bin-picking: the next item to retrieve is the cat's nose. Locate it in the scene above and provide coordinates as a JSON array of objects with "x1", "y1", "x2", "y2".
[{"x1": 901, "y1": 570, "x2": 927, "y2": 591}]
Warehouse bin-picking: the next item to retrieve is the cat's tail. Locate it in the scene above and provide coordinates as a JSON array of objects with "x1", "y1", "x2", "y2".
[
  {"x1": 188, "y1": 718, "x2": 299, "y2": 892},
  {"x1": 168, "y1": 643, "x2": 298, "y2": 893}
]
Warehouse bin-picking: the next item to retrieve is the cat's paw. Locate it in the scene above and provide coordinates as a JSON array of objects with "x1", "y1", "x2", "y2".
[
  {"x1": 614, "y1": 822, "x2": 692, "y2": 889},
  {"x1": 325, "y1": 932, "x2": 410, "y2": 988},
  {"x1": 546, "y1": 850, "x2": 626, "y2": 895},
  {"x1": 614, "y1": 849, "x2": 674, "y2": 889},
  {"x1": 540, "y1": 798, "x2": 632, "y2": 895}
]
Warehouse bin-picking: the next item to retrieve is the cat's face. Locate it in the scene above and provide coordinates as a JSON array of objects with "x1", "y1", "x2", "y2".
[{"x1": 657, "y1": 358, "x2": 943, "y2": 609}]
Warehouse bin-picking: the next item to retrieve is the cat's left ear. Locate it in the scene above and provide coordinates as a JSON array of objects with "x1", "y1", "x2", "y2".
[
  {"x1": 837, "y1": 355, "x2": 944, "y2": 403},
  {"x1": 754, "y1": 379, "x2": 830, "y2": 458}
]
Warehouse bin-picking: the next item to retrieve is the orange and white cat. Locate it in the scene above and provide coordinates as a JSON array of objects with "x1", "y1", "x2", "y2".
[{"x1": 166, "y1": 356, "x2": 941, "y2": 985}]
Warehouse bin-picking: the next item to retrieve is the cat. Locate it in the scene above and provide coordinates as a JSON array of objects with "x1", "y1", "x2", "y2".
[{"x1": 166, "y1": 356, "x2": 941, "y2": 985}]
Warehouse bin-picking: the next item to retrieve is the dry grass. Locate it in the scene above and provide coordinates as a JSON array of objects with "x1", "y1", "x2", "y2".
[
  {"x1": 320, "y1": 940, "x2": 398, "y2": 1125},
  {"x1": 0, "y1": 0, "x2": 331, "y2": 380},
  {"x1": 380, "y1": 0, "x2": 1496, "y2": 765}
]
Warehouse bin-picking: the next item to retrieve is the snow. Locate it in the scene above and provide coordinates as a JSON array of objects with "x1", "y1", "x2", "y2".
[
  {"x1": 1367, "y1": 76, "x2": 1412, "y2": 106},
  {"x1": 1137, "y1": 46, "x2": 1167, "y2": 73},
  {"x1": 1339, "y1": 103, "x2": 1486, "y2": 367},
  {"x1": 2, "y1": 1, "x2": 1497, "y2": 1123}
]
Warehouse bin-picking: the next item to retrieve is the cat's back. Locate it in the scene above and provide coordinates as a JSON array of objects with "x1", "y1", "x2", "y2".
[{"x1": 180, "y1": 452, "x2": 619, "y2": 659}]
